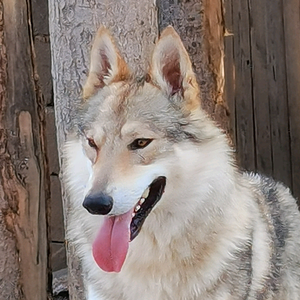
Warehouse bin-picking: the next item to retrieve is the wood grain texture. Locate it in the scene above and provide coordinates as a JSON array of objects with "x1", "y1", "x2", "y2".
[
  {"x1": 248, "y1": 0, "x2": 272, "y2": 175},
  {"x1": 265, "y1": 0, "x2": 292, "y2": 188},
  {"x1": 232, "y1": 0, "x2": 255, "y2": 170},
  {"x1": 0, "y1": 0, "x2": 50, "y2": 298},
  {"x1": 225, "y1": 0, "x2": 299, "y2": 200},
  {"x1": 48, "y1": 1, "x2": 159, "y2": 298},
  {"x1": 203, "y1": 0, "x2": 229, "y2": 132},
  {"x1": 0, "y1": 1, "x2": 22, "y2": 298},
  {"x1": 223, "y1": 0, "x2": 236, "y2": 144},
  {"x1": 282, "y1": 0, "x2": 300, "y2": 201}
]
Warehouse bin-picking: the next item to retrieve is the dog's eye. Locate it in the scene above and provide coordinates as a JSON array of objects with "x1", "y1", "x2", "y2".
[
  {"x1": 87, "y1": 138, "x2": 97, "y2": 149},
  {"x1": 128, "y1": 139, "x2": 153, "y2": 150}
]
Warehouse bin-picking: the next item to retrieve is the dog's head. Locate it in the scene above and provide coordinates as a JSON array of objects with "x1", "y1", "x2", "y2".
[{"x1": 71, "y1": 26, "x2": 226, "y2": 272}]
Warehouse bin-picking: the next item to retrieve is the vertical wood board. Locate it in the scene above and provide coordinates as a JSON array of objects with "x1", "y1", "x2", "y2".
[
  {"x1": 0, "y1": 1, "x2": 22, "y2": 298},
  {"x1": 225, "y1": 0, "x2": 298, "y2": 199},
  {"x1": 0, "y1": 0, "x2": 50, "y2": 298},
  {"x1": 282, "y1": 0, "x2": 300, "y2": 200},
  {"x1": 265, "y1": 0, "x2": 291, "y2": 188},
  {"x1": 232, "y1": 0, "x2": 256, "y2": 170},
  {"x1": 223, "y1": 0, "x2": 236, "y2": 144},
  {"x1": 248, "y1": 0, "x2": 273, "y2": 175}
]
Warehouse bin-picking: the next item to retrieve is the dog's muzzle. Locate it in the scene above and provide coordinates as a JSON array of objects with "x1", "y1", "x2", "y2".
[{"x1": 83, "y1": 192, "x2": 113, "y2": 215}]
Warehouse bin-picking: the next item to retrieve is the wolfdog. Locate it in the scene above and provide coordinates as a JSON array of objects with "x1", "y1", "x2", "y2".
[{"x1": 64, "y1": 26, "x2": 300, "y2": 300}]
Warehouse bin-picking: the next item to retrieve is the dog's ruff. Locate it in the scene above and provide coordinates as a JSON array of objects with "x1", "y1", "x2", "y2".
[{"x1": 64, "y1": 26, "x2": 300, "y2": 299}]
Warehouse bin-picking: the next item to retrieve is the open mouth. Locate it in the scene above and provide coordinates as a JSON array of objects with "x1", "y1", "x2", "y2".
[
  {"x1": 130, "y1": 176, "x2": 166, "y2": 241},
  {"x1": 92, "y1": 176, "x2": 166, "y2": 273}
]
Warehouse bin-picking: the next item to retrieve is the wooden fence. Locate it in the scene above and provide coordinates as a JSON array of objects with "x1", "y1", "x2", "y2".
[{"x1": 224, "y1": 0, "x2": 300, "y2": 201}]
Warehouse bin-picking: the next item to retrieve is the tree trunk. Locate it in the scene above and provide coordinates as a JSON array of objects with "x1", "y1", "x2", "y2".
[
  {"x1": 49, "y1": 0, "x2": 226, "y2": 298},
  {"x1": 0, "y1": 0, "x2": 50, "y2": 299}
]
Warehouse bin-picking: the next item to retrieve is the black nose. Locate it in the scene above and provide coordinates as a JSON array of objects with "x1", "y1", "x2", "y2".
[{"x1": 83, "y1": 192, "x2": 113, "y2": 215}]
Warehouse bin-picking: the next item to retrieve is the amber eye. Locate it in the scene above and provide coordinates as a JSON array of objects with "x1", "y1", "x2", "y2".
[
  {"x1": 128, "y1": 138, "x2": 153, "y2": 150},
  {"x1": 87, "y1": 138, "x2": 97, "y2": 149}
]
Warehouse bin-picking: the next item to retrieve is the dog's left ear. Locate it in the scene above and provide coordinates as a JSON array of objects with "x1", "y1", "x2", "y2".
[
  {"x1": 150, "y1": 26, "x2": 200, "y2": 110},
  {"x1": 83, "y1": 26, "x2": 130, "y2": 100}
]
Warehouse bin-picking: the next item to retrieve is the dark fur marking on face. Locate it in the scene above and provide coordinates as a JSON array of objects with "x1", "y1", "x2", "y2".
[
  {"x1": 165, "y1": 128, "x2": 201, "y2": 144},
  {"x1": 136, "y1": 74, "x2": 149, "y2": 86},
  {"x1": 182, "y1": 131, "x2": 199, "y2": 141}
]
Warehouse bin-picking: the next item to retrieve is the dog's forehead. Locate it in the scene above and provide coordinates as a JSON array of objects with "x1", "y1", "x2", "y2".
[
  {"x1": 80, "y1": 79, "x2": 193, "y2": 145},
  {"x1": 84, "y1": 81, "x2": 170, "y2": 125},
  {"x1": 108, "y1": 80, "x2": 169, "y2": 114}
]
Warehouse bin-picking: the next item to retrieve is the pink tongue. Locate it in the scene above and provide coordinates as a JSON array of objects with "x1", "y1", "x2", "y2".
[{"x1": 92, "y1": 209, "x2": 133, "y2": 272}]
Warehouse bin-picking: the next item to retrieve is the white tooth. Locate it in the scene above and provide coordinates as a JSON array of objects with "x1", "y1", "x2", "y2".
[
  {"x1": 135, "y1": 205, "x2": 141, "y2": 212},
  {"x1": 142, "y1": 187, "x2": 150, "y2": 198},
  {"x1": 139, "y1": 197, "x2": 145, "y2": 205},
  {"x1": 132, "y1": 213, "x2": 136, "y2": 217}
]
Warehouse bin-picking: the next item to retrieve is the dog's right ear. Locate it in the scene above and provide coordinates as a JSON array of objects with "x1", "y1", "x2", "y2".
[{"x1": 83, "y1": 26, "x2": 130, "y2": 100}]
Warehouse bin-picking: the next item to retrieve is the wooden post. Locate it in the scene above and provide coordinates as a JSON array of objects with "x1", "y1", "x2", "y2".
[{"x1": 0, "y1": 0, "x2": 50, "y2": 299}]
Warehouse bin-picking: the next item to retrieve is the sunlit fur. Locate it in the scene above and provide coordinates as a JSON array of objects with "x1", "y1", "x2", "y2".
[{"x1": 64, "y1": 26, "x2": 300, "y2": 300}]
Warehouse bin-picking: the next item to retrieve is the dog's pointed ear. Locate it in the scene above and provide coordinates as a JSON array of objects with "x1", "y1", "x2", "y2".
[
  {"x1": 83, "y1": 26, "x2": 130, "y2": 100},
  {"x1": 150, "y1": 26, "x2": 200, "y2": 109}
]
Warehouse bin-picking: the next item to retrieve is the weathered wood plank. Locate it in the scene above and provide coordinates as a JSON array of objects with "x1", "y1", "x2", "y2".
[
  {"x1": 0, "y1": 3, "x2": 21, "y2": 298},
  {"x1": 203, "y1": 0, "x2": 230, "y2": 133},
  {"x1": 248, "y1": 0, "x2": 273, "y2": 175},
  {"x1": 265, "y1": 0, "x2": 292, "y2": 188},
  {"x1": 225, "y1": 0, "x2": 296, "y2": 199},
  {"x1": 232, "y1": 0, "x2": 255, "y2": 170},
  {"x1": 223, "y1": 0, "x2": 236, "y2": 144},
  {"x1": 0, "y1": 0, "x2": 50, "y2": 298},
  {"x1": 52, "y1": 242, "x2": 67, "y2": 272},
  {"x1": 46, "y1": 107, "x2": 64, "y2": 244},
  {"x1": 16, "y1": 112, "x2": 48, "y2": 299},
  {"x1": 283, "y1": 0, "x2": 300, "y2": 201}
]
